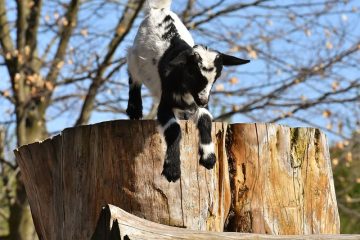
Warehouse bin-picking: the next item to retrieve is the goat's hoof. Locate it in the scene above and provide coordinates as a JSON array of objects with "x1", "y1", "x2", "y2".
[
  {"x1": 200, "y1": 153, "x2": 216, "y2": 170},
  {"x1": 126, "y1": 105, "x2": 143, "y2": 120},
  {"x1": 162, "y1": 161, "x2": 181, "y2": 182}
]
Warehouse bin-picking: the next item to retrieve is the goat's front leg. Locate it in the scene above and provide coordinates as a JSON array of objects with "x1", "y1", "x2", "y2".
[
  {"x1": 126, "y1": 76, "x2": 143, "y2": 120},
  {"x1": 194, "y1": 108, "x2": 216, "y2": 169},
  {"x1": 158, "y1": 103, "x2": 182, "y2": 182}
]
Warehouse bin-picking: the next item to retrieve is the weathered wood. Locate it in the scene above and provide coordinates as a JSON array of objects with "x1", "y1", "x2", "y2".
[
  {"x1": 226, "y1": 124, "x2": 340, "y2": 234},
  {"x1": 92, "y1": 204, "x2": 357, "y2": 240},
  {"x1": 14, "y1": 120, "x2": 340, "y2": 239}
]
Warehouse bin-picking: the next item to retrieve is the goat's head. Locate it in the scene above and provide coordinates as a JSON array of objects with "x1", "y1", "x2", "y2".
[{"x1": 170, "y1": 45, "x2": 250, "y2": 107}]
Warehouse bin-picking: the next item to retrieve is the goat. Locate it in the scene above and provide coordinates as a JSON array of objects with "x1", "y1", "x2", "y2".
[{"x1": 127, "y1": 0, "x2": 249, "y2": 182}]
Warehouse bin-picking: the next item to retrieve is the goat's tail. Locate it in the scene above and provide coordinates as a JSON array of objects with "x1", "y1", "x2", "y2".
[{"x1": 146, "y1": 0, "x2": 172, "y2": 10}]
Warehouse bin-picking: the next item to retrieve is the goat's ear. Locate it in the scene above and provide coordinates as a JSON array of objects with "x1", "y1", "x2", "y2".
[
  {"x1": 169, "y1": 50, "x2": 192, "y2": 66},
  {"x1": 221, "y1": 53, "x2": 250, "y2": 66}
]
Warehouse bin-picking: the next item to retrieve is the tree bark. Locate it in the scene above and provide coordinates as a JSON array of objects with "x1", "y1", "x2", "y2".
[{"x1": 14, "y1": 120, "x2": 340, "y2": 239}]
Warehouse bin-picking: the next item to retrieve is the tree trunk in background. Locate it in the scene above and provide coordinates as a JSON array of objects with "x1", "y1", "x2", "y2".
[
  {"x1": 8, "y1": 110, "x2": 47, "y2": 240},
  {"x1": 14, "y1": 120, "x2": 340, "y2": 239}
]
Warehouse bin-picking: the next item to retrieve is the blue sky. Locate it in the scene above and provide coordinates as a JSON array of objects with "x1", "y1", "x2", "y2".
[{"x1": 1, "y1": 0, "x2": 359, "y2": 149}]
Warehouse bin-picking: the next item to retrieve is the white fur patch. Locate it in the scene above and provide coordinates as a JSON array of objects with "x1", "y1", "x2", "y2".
[
  {"x1": 200, "y1": 142, "x2": 215, "y2": 159},
  {"x1": 194, "y1": 46, "x2": 218, "y2": 83},
  {"x1": 147, "y1": 0, "x2": 172, "y2": 10}
]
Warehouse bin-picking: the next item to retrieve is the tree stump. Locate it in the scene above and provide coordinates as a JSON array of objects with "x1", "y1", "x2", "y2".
[{"x1": 14, "y1": 120, "x2": 340, "y2": 239}]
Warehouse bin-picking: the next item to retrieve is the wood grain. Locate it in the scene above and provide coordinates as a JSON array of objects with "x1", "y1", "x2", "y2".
[
  {"x1": 226, "y1": 124, "x2": 340, "y2": 234},
  {"x1": 14, "y1": 120, "x2": 340, "y2": 239}
]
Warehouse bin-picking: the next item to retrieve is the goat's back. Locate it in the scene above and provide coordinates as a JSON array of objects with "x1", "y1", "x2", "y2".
[{"x1": 127, "y1": 8, "x2": 194, "y2": 100}]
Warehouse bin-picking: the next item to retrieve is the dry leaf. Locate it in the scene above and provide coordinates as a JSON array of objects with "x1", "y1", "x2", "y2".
[
  {"x1": 232, "y1": 105, "x2": 240, "y2": 112},
  {"x1": 57, "y1": 61, "x2": 64, "y2": 69},
  {"x1": 14, "y1": 73, "x2": 21, "y2": 82},
  {"x1": 45, "y1": 82, "x2": 54, "y2": 91},
  {"x1": 345, "y1": 152, "x2": 352, "y2": 162},
  {"x1": 332, "y1": 81, "x2": 339, "y2": 91},
  {"x1": 322, "y1": 110, "x2": 332, "y2": 118},
  {"x1": 300, "y1": 95, "x2": 307, "y2": 102},
  {"x1": 81, "y1": 28, "x2": 88, "y2": 37},
  {"x1": 5, "y1": 52, "x2": 12, "y2": 60},
  {"x1": 229, "y1": 77, "x2": 238, "y2": 85},
  {"x1": 332, "y1": 158, "x2": 339, "y2": 166},
  {"x1": 304, "y1": 29, "x2": 312, "y2": 37},
  {"x1": 54, "y1": 12, "x2": 60, "y2": 20},
  {"x1": 2, "y1": 90, "x2": 10, "y2": 97},
  {"x1": 25, "y1": 45, "x2": 31, "y2": 56},
  {"x1": 336, "y1": 141, "x2": 345, "y2": 150},
  {"x1": 61, "y1": 17, "x2": 69, "y2": 26},
  {"x1": 326, "y1": 41, "x2": 333, "y2": 50},
  {"x1": 215, "y1": 84, "x2": 225, "y2": 91},
  {"x1": 248, "y1": 49, "x2": 258, "y2": 59},
  {"x1": 12, "y1": 50, "x2": 19, "y2": 57}
]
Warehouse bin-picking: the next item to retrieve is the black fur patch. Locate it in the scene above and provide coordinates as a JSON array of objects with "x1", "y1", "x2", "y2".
[
  {"x1": 126, "y1": 77, "x2": 143, "y2": 120},
  {"x1": 161, "y1": 15, "x2": 179, "y2": 41},
  {"x1": 197, "y1": 113, "x2": 212, "y2": 144},
  {"x1": 164, "y1": 122, "x2": 181, "y2": 145},
  {"x1": 214, "y1": 55, "x2": 223, "y2": 79},
  {"x1": 199, "y1": 153, "x2": 216, "y2": 169},
  {"x1": 162, "y1": 123, "x2": 182, "y2": 182}
]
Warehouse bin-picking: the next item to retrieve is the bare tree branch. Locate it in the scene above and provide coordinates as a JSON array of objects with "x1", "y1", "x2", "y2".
[
  {"x1": 269, "y1": 80, "x2": 360, "y2": 122},
  {"x1": 0, "y1": 0, "x2": 16, "y2": 80},
  {"x1": 215, "y1": 41, "x2": 360, "y2": 121},
  {"x1": 188, "y1": 0, "x2": 271, "y2": 28},
  {"x1": 0, "y1": 0, "x2": 14, "y2": 54},
  {"x1": 15, "y1": 0, "x2": 29, "y2": 51},
  {"x1": 25, "y1": 0, "x2": 42, "y2": 71},
  {"x1": 74, "y1": 0, "x2": 145, "y2": 126},
  {"x1": 45, "y1": 0, "x2": 81, "y2": 85},
  {"x1": 181, "y1": 0, "x2": 196, "y2": 23}
]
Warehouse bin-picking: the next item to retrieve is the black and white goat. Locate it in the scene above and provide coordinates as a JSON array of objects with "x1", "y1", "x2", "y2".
[{"x1": 127, "y1": 0, "x2": 249, "y2": 182}]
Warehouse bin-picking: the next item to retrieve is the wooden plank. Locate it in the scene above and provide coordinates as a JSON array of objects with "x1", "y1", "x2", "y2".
[{"x1": 92, "y1": 204, "x2": 358, "y2": 240}]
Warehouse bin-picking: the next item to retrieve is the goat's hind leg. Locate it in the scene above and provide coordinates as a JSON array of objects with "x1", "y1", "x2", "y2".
[
  {"x1": 126, "y1": 76, "x2": 143, "y2": 120},
  {"x1": 194, "y1": 108, "x2": 216, "y2": 169},
  {"x1": 158, "y1": 104, "x2": 182, "y2": 182}
]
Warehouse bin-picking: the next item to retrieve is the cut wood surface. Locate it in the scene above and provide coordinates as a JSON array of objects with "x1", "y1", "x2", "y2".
[
  {"x1": 92, "y1": 204, "x2": 357, "y2": 240},
  {"x1": 14, "y1": 120, "x2": 340, "y2": 239}
]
